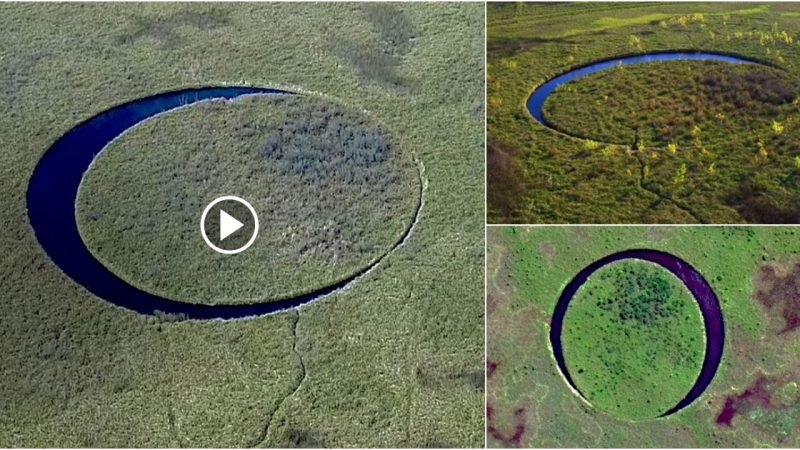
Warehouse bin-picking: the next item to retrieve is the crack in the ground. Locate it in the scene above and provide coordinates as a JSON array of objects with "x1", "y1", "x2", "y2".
[
  {"x1": 167, "y1": 404, "x2": 181, "y2": 448},
  {"x1": 241, "y1": 155, "x2": 425, "y2": 448},
  {"x1": 248, "y1": 310, "x2": 307, "y2": 448},
  {"x1": 633, "y1": 149, "x2": 706, "y2": 223},
  {"x1": 402, "y1": 280, "x2": 416, "y2": 446},
  {"x1": 242, "y1": 154, "x2": 426, "y2": 447}
]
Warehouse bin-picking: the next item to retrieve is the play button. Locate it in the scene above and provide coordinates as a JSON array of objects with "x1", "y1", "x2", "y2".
[
  {"x1": 200, "y1": 196, "x2": 259, "y2": 254},
  {"x1": 219, "y1": 210, "x2": 244, "y2": 241}
]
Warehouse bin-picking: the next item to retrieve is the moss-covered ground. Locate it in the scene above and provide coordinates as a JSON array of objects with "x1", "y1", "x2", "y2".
[
  {"x1": 488, "y1": 2, "x2": 800, "y2": 223},
  {"x1": 488, "y1": 226, "x2": 800, "y2": 447},
  {"x1": 0, "y1": 3, "x2": 483, "y2": 446}
]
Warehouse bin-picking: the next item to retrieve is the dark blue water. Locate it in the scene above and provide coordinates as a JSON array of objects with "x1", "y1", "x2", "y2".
[
  {"x1": 526, "y1": 51, "x2": 760, "y2": 126},
  {"x1": 549, "y1": 249, "x2": 724, "y2": 418},
  {"x1": 27, "y1": 86, "x2": 421, "y2": 320}
]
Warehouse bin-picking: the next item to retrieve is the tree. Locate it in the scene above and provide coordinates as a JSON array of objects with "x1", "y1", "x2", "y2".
[
  {"x1": 758, "y1": 139, "x2": 769, "y2": 160},
  {"x1": 514, "y1": 2, "x2": 524, "y2": 17},
  {"x1": 628, "y1": 35, "x2": 643, "y2": 52},
  {"x1": 673, "y1": 163, "x2": 687, "y2": 184},
  {"x1": 667, "y1": 142, "x2": 678, "y2": 154}
]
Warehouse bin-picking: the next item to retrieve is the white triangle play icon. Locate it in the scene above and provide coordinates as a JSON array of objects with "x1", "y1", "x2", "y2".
[{"x1": 219, "y1": 209, "x2": 244, "y2": 241}]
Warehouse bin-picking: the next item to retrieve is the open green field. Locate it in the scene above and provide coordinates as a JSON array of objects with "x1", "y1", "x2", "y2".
[
  {"x1": 488, "y1": 226, "x2": 800, "y2": 447},
  {"x1": 0, "y1": 3, "x2": 483, "y2": 447},
  {"x1": 488, "y1": 2, "x2": 800, "y2": 223}
]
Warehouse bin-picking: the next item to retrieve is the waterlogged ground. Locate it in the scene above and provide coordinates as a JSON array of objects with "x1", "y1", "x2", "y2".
[
  {"x1": 488, "y1": 2, "x2": 800, "y2": 223},
  {"x1": 0, "y1": 3, "x2": 484, "y2": 446},
  {"x1": 488, "y1": 226, "x2": 800, "y2": 447}
]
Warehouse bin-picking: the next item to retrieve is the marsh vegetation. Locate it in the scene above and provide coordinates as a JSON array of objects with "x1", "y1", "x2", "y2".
[
  {"x1": 488, "y1": 2, "x2": 800, "y2": 223},
  {"x1": 0, "y1": 3, "x2": 484, "y2": 446}
]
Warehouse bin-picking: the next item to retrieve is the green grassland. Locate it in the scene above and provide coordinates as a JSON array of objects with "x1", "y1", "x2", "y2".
[
  {"x1": 563, "y1": 260, "x2": 705, "y2": 421},
  {"x1": 488, "y1": 2, "x2": 800, "y2": 223},
  {"x1": 0, "y1": 3, "x2": 483, "y2": 447},
  {"x1": 77, "y1": 95, "x2": 419, "y2": 305},
  {"x1": 487, "y1": 226, "x2": 800, "y2": 447}
]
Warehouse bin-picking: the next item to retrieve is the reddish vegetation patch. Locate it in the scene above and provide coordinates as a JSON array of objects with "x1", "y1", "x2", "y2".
[
  {"x1": 717, "y1": 376, "x2": 773, "y2": 426},
  {"x1": 716, "y1": 373, "x2": 798, "y2": 427},
  {"x1": 486, "y1": 360, "x2": 528, "y2": 447},
  {"x1": 537, "y1": 241, "x2": 555, "y2": 264},
  {"x1": 487, "y1": 360, "x2": 498, "y2": 379},
  {"x1": 754, "y1": 262, "x2": 800, "y2": 334},
  {"x1": 487, "y1": 405, "x2": 527, "y2": 447}
]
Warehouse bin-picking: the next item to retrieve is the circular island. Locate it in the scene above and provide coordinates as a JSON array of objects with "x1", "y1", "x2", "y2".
[
  {"x1": 27, "y1": 87, "x2": 422, "y2": 319},
  {"x1": 550, "y1": 249, "x2": 724, "y2": 420}
]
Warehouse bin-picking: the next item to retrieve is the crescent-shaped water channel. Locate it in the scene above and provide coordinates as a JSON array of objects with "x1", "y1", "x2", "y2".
[
  {"x1": 27, "y1": 86, "x2": 422, "y2": 320},
  {"x1": 527, "y1": 51, "x2": 765, "y2": 129},
  {"x1": 550, "y1": 249, "x2": 724, "y2": 418}
]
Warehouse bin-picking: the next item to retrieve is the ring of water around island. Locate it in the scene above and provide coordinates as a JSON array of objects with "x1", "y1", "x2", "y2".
[
  {"x1": 550, "y1": 249, "x2": 724, "y2": 420},
  {"x1": 526, "y1": 51, "x2": 768, "y2": 133},
  {"x1": 27, "y1": 87, "x2": 423, "y2": 319}
]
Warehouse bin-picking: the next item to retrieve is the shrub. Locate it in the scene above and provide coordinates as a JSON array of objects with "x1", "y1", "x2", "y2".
[{"x1": 261, "y1": 100, "x2": 394, "y2": 191}]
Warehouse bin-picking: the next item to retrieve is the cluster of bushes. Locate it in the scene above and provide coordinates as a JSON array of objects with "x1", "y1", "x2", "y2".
[
  {"x1": 545, "y1": 61, "x2": 800, "y2": 147},
  {"x1": 643, "y1": 65, "x2": 800, "y2": 145},
  {"x1": 700, "y1": 67, "x2": 798, "y2": 111},
  {"x1": 261, "y1": 99, "x2": 398, "y2": 192},
  {"x1": 595, "y1": 261, "x2": 683, "y2": 327},
  {"x1": 255, "y1": 96, "x2": 418, "y2": 264}
]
